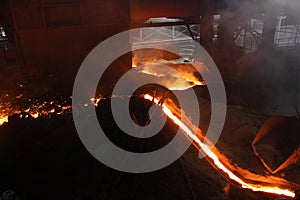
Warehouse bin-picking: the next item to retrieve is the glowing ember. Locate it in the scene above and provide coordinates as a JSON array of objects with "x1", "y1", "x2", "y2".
[
  {"x1": 30, "y1": 112, "x2": 39, "y2": 118},
  {"x1": 0, "y1": 116, "x2": 8, "y2": 125},
  {"x1": 90, "y1": 97, "x2": 104, "y2": 107},
  {"x1": 143, "y1": 94, "x2": 296, "y2": 198},
  {"x1": 0, "y1": 99, "x2": 72, "y2": 125},
  {"x1": 0, "y1": 95, "x2": 105, "y2": 126}
]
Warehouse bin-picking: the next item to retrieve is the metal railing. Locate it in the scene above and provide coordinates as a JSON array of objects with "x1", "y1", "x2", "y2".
[{"x1": 274, "y1": 25, "x2": 300, "y2": 48}]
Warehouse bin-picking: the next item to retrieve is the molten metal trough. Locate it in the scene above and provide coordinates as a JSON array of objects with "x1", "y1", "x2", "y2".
[{"x1": 143, "y1": 94, "x2": 297, "y2": 198}]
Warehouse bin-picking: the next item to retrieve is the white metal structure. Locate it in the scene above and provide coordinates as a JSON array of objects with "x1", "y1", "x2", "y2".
[{"x1": 131, "y1": 24, "x2": 200, "y2": 63}]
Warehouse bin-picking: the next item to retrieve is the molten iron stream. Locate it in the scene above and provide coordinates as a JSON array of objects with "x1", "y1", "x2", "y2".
[{"x1": 143, "y1": 94, "x2": 296, "y2": 198}]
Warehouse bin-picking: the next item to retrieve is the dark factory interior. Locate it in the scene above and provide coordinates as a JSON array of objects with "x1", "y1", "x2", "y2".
[{"x1": 0, "y1": 0, "x2": 300, "y2": 199}]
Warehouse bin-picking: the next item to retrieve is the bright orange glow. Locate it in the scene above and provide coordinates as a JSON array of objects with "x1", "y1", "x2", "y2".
[
  {"x1": 62, "y1": 105, "x2": 72, "y2": 110},
  {"x1": 132, "y1": 59, "x2": 206, "y2": 90},
  {"x1": 0, "y1": 96, "x2": 104, "y2": 126},
  {"x1": 90, "y1": 97, "x2": 104, "y2": 107},
  {"x1": 139, "y1": 65, "x2": 206, "y2": 90},
  {"x1": 132, "y1": 58, "x2": 138, "y2": 68},
  {"x1": 0, "y1": 116, "x2": 8, "y2": 125},
  {"x1": 143, "y1": 94, "x2": 296, "y2": 198},
  {"x1": 0, "y1": 101, "x2": 73, "y2": 125},
  {"x1": 30, "y1": 112, "x2": 39, "y2": 118},
  {"x1": 168, "y1": 80, "x2": 205, "y2": 91}
]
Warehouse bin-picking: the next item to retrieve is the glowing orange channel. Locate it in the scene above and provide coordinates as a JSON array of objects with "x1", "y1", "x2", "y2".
[{"x1": 143, "y1": 94, "x2": 296, "y2": 198}]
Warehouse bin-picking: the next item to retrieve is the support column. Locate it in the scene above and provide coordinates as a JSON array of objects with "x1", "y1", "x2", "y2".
[
  {"x1": 261, "y1": 12, "x2": 278, "y2": 49},
  {"x1": 200, "y1": 0, "x2": 214, "y2": 49}
]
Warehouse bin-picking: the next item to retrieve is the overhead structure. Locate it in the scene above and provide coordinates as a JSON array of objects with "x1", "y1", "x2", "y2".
[{"x1": 0, "y1": 0, "x2": 299, "y2": 82}]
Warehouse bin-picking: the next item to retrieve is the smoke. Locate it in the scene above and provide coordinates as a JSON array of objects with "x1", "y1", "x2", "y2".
[
  {"x1": 271, "y1": 0, "x2": 300, "y2": 14},
  {"x1": 217, "y1": 0, "x2": 300, "y2": 115}
]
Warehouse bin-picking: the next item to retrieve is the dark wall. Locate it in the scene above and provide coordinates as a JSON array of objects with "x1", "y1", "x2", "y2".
[
  {"x1": 130, "y1": 0, "x2": 202, "y2": 20},
  {"x1": 18, "y1": 24, "x2": 129, "y2": 72},
  {"x1": 0, "y1": 0, "x2": 12, "y2": 26},
  {"x1": 11, "y1": 0, "x2": 130, "y2": 30},
  {"x1": 9, "y1": 0, "x2": 131, "y2": 77}
]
